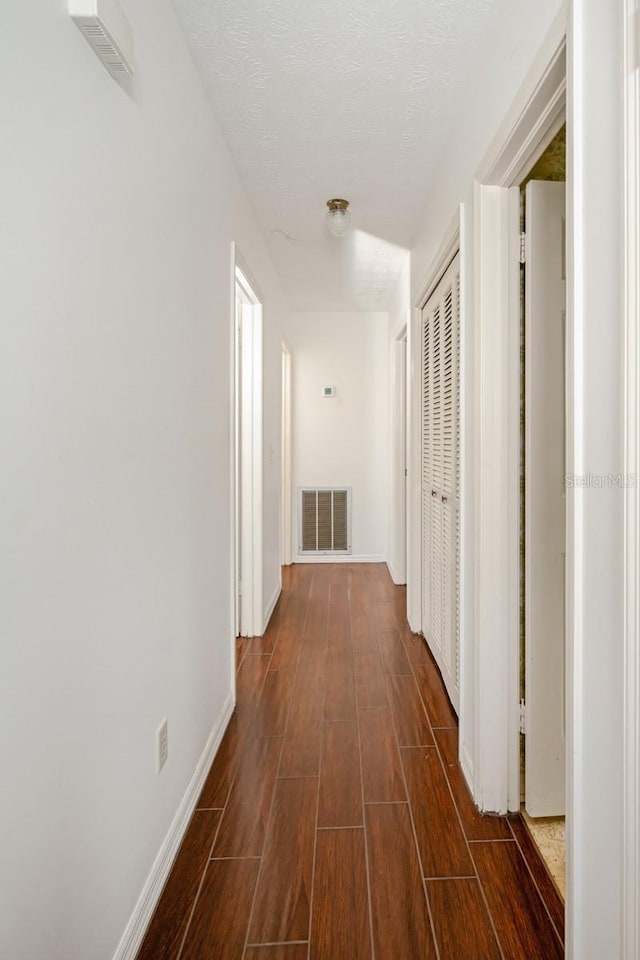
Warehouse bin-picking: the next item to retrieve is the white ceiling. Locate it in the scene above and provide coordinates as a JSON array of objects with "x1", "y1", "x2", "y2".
[{"x1": 171, "y1": 0, "x2": 505, "y2": 310}]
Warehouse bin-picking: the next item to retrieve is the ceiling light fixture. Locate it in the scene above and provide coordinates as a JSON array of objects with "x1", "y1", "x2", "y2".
[{"x1": 325, "y1": 198, "x2": 351, "y2": 238}]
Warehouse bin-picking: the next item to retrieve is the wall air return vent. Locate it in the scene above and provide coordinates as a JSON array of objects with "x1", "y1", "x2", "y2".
[
  {"x1": 298, "y1": 488, "x2": 351, "y2": 555},
  {"x1": 70, "y1": 0, "x2": 135, "y2": 77}
]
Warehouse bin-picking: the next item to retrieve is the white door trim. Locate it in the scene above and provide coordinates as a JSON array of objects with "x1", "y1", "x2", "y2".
[
  {"x1": 471, "y1": 7, "x2": 567, "y2": 816},
  {"x1": 228, "y1": 246, "x2": 237, "y2": 699},
  {"x1": 388, "y1": 328, "x2": 407, "y2": 585},
  {"x1": 471, "y1": 182, "x2": 521, "y2": 813},
  {"x1": 281, "y1": 342, "x2": 292, "y2": 567},
  {"x1": 232, "y1": 245, "x2": 263, "y2": 640},
  {"x1": 568, "y1": 3, "x2": 626, "y2": 955},
  {"x1": 624, "y1": 2, "x2": 640, "y2": 954},
  {"x1": 477, "y1": 10, "x2": 567, "y2": 186},
  {"x1": 414, "y1": 213, "x2": 461, "y2": 307}
]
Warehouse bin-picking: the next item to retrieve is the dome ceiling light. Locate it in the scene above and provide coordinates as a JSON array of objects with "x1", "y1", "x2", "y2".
[{"x1": 325, "y1": 198, "x2": 351, "y2": 238}]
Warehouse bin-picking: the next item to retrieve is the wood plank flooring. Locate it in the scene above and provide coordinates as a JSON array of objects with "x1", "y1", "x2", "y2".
[{"x1": 137, "y1": 563, "x2": 564, "y2": 960}]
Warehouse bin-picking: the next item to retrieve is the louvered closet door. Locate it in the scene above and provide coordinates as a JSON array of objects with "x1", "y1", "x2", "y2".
[
  {"x1": 421, "y1": 253, "x2": 460, "y2": 713},
  {"x1": 430, "y1": 301, "x2": 443, "y2": 657},
  {"x1": 421, "y1": 300, "x2": 433, "y2": 640}
]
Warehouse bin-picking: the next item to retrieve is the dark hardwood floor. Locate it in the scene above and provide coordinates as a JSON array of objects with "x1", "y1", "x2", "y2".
[{"x1": 137, "y1": 563, "x2": 564, "y2": 960}]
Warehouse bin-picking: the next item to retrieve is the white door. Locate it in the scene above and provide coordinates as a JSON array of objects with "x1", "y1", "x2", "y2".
[
  {"x1": 421, "y1": 254, "x2": 461, "y2": 712},
  {"x1": 524, "y1": 180, "x2": 566, "y2": 817}
]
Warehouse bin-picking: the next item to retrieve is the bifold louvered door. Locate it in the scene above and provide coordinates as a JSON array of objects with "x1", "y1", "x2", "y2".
[
  {"x1": 299, "y1": 488, "x2": 351, "y2": 555},
  {"x1": 421, "y1": 254, "x2": 460, "y2": 713}
]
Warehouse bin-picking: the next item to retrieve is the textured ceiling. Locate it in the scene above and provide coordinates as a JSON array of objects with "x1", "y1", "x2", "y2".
[{"x1": 171, "y1": 0, "x2": 504, "y2": 310}]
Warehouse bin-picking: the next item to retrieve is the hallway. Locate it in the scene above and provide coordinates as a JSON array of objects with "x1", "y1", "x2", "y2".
[{"x1": 137, "y1": 564, "x2": 564, "y2": 960}]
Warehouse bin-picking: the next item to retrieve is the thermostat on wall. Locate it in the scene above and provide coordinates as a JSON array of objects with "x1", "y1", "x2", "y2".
[{"x1": 322, "y1": 386, "x2": 335, "y2": 398}]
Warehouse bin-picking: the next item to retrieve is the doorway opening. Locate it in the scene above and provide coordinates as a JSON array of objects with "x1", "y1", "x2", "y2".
[
  {"x1": 233, "y1": 255, "x2": 263, "y2": 639},
  {"x1": 468, "y1": 9, "x2": 567, "y2": 832},
  {"x1": 519, "y1": 125, "x2": 567, "y2": 898}
]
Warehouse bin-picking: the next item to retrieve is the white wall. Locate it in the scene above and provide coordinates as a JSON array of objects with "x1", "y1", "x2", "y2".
[
  {"x1": 290, "y1": 311, "x2": 388, "y2": 561},
  {"x1": 0, "y1": 3, "x2": 287, "y2": 959}
]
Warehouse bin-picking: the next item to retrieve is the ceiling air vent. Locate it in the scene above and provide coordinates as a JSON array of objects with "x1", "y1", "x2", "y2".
[
  {"x1": 70, "y1": 0, "x2": 135, "y2": 77},
  {"x1": 299, "y1": 488, "x2": 351, "y2": 555}
]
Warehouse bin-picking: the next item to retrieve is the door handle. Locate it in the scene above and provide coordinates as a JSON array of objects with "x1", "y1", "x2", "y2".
[
  {"x1": 441, "y1": 494, "x2": 448, "y2": 503},
  {"x1": 431, "y1": 489, "x2": 437, "y2": 497}
]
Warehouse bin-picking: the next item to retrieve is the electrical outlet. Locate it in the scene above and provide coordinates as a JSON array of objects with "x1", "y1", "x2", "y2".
[{"x1": 157, "y1": 718, "x2": 168, "y2": 773}]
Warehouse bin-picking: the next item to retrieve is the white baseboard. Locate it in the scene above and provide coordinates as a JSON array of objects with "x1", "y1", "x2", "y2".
[
  {"x1": 386, "y1": 559, "x2": 407, "y2": 585},
  {"x1": 293, "y1": 554, "x2": 385, "y2": 564},
  {"x1": 460, "y1": 742, "x2": 475, "y2": 800},
  {"x1": 112, "y1": 694, "x2": 235, "y2": 960},
  {"x1": 262, "y1": 582, "x2": 281, "y2": 634}
]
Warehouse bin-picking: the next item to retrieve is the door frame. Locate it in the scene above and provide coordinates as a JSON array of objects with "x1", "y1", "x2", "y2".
[
  {"x1": 281, "y1": 341, "x2": 292, "y2": 567},
  {"x1": 568, "y1": 3, "x2": 627, "y2": 954},
  {"x1": 623, "y1": 0, "x2": 640, "y2": 952},
  {"x1": 388, "y1": 327, "x2": 408, "y2": 585},
  {"x1": 472, "y1": 9, "x2": 566, "y2": 816},
  {"x1": 231, "y1": 244, "x2": 263, "y2": 641},
  {"x1": 475, "y1": 1, "x2": 634, "y2": 954}
]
